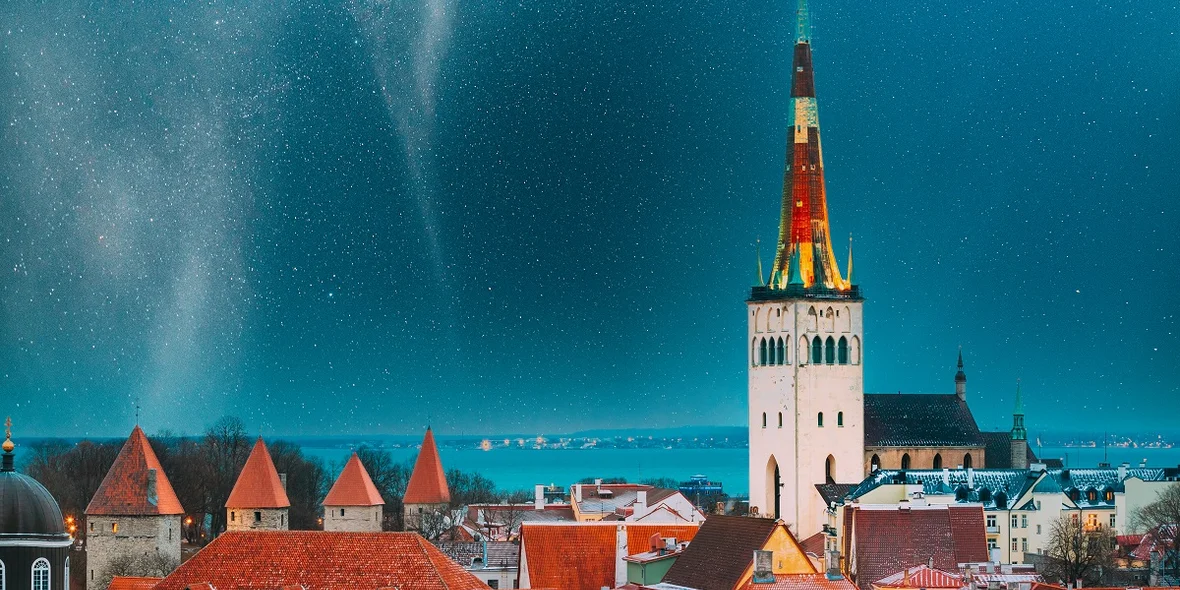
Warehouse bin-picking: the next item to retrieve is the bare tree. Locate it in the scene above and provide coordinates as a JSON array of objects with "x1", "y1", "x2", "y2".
[
  {"x1": 202, "y1": 416, "x2": 251, "y2": 536},
  {"x1": 1043, "y1": 514, "x2": 1116, "y2": 587},
  {"x1": 98, "y1": 550, "x2": 180, "y2": 590},
  {"x1": 269, "y1": 440, "x2": 329, "y2": 530},
  {"x1": 1133, "y1": 482, "x2": 1180, "y2": 582},
  {"x1": 488, "y1": 489, "x2": 533, "y2": 541}
]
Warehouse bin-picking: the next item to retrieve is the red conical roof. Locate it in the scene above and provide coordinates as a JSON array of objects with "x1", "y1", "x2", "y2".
[
  {"x1": 226, "y1": 438, "x2": 290, "y2": 509},
  {"x1": 403, "y1": 428, "x2": 450, "y2": 505},
  {"x1": 324, "y1": 452, "x2": 384, "y2": 507},
  {"x1": 86, "y1": 425, "x2": 184, "y2": 516}
]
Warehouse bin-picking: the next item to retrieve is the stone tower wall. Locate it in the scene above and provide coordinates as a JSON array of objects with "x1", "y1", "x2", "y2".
[
  {"x1": 85, "y1": 514, "x2": 181, "y2": 590},
  {"x1": 226, "y1": 507, "x2": 288, "y2": 531},
  {"x1": 323, "y1": 504, "x2": 384, "y2": 532}
]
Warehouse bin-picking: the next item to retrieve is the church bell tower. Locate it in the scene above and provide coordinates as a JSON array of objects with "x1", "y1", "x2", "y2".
[{"x1": 747, "y1": 0, "x2": 864, "y2": 538}]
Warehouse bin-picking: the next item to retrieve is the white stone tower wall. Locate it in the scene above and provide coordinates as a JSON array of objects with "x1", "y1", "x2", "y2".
[
  {"x1": 226, "y1": 507, "x2": 288, "y2": 531},
  {"x1": 85, "y1": 514, "x2": 182, "y2": 590},
  {"x1": 324, "y1": 505, "x2": 384, "y2": 532},
  {"x1": 748, "y1": 299, "x2": 864, "y2": 537}
]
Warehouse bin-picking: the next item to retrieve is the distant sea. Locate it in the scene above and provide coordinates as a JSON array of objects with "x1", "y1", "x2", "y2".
[
  {"x1": 302, "y1": 446, "x2": 750, "y2": 495},
  {"x1": 301, "y1": 445, "x2": 1180, "y2": 498}
]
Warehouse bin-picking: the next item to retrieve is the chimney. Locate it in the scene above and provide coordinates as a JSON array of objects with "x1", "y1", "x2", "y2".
[
  {"x1": 752, "y1": 550, "x2": 774, "y2": 584},
  {"x1": 636, "y1": 490, "x2": 648, "y2": 515},
  {"x1": 649, "y1": 533, "x2": 662, "y2": 552},
  {"x1": 279, "y1": 472, "x2": 288, "y2": 491},
  {"x1": 575, "y1": 483, "x2": 584, "y2": 503},
  {"x1": 826, "y1": 549, "x2": 842, "y2": 580},
  {"x1": 1118, "y1": 463, "x2": 1128, "y2": 480},
  {"x1": 147, "y1": 468, "x2": 159, "y2": 506},
  {"x1": 534, "y1": 484, "x2": 545, "y2": 510},
  {"x1": 942, "y1": 468, "x2": 951, "y2": 486},
  {"x1": 967, "y1": 467, "x2": 975, "y2": 488}
]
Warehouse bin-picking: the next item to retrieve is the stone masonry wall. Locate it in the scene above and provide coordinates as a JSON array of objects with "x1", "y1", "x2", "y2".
[
  {"x1": 226, "y1": 507, "x2": 288, "y2": 531},
  {"x1": 85, "y1": 514, "x2": 181, "y2": 590},
  {"x1": 323, "y1": 505, "x2": 383, "y2": 532}
]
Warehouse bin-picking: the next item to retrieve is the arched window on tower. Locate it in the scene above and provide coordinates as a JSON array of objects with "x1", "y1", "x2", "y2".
[
  {"x1": 901, "y1": 453, "x2": 911, "y2": 470},
  {"x1": 837, "y1": 411, "x2": 844, "y2": 427},
  {"x1": 870, "y1": 454, "x2": 881, "y2": 472},
  {"x1": 759, "y1": 338, "x2": 768, "y2": 366},
  {"x1": 838, "y1": 337, "x2": 849, "y2": 365},
  {"x1": 963, "y1": 453, "x2": 973, "y2": 469},
  {"x1": 933, "y1": 453, "x2": 943, "y2": 469},
  {"x1": 751, "y1": 338, "x2": 758, "y2": 366},
  {"x1": 817, "y1": 412, "x2": 824, "y2": 427},
  {"x1": 778, "y1": 412, "x2": 783, "y2": 428},
  {"x1": 851, "y1": 336, "x2": 861, "y2": 365},
  {"x1": 777, "y1": 337, "x2": 785, "y2": 365},
  {"x1": 762, "y1": 413, "x2": 767, "y2": 428},
  {"x1": 32, "y1": 558, "x2": 49, "y2": 590},
  {"x1": 825, "y1": 307, "x2": 835, "y2": 331},
  {"x1": 800, "y1": 336, "x2": 809, "y2": 365},
  {"x1": 825, "y1": 455, "x2": 836, "y2": 484},
  {"x1": 807, "y1": 307, "x2": 818, "y2": 331},
  {"x1": 0, "y1": 560, "x2": 5, "y2": 590},
  {"x1": 812, "y1": 336, "x2": 823, "y2": 364},
  {"x1": 843, "y1": 306, "x2": 852, "y2": 332},
  {"x1": 783, "y1": 335, "x2": 790, "y2": 364},
  {"x1": 825, "y1": 337, "x2": 835, "y2": 364}
]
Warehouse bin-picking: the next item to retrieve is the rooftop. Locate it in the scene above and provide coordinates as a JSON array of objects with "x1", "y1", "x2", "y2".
[
  {"x1": 865, "y1": 394, "x2": 984, "y2": 448},
  {"x1": 323, "y1": 452, "x2": 384, "y2": 507},
  {"x1": 405, "y1": 428, "x2": 451, "y2": 505},
  {"x1": 225, "y1": 437, "x2": 291, "y2": 509},
  {"x1": 152, "y1": 531, "x2": 489, "y2": 590},
  {"x1": 845, "y1": 504, "x2": 988, "y2": 590},
  {"x1": 86, "y1": 425, "x2": 184, "y2": 516}
]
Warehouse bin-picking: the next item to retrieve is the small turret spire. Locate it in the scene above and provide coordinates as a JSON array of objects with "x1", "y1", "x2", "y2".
[
  {"x1": 796, "y1": 0, "x2": 811, "y2": 44},
  {"x1": 1010, "y1": 379, "x2": 1029, "y2": 468},
  {"x1": 954, "y1": 348, "x2": 967, "y2": 401},
  {"x1": 755, "y1": 239, "x2": 766, "y2": 287},
  {"x1": 846, "y1": 234, "x2": 855, "y2": 285}
]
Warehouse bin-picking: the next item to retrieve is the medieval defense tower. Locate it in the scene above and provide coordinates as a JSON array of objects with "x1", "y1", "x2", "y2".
[{"x1": 747, "y1": 0, "x2": 864, "y2": 538}]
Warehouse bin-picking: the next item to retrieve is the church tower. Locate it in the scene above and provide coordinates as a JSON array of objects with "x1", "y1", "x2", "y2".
[
  {"x1": 748, "y1": 0, "x2": 864, "y2": 538},
  {"x1": 1010, "y1": 382, "x2": 1029, "y2": 469}
]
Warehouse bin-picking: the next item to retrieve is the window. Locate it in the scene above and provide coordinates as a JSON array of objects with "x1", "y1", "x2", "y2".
[
  {"x1": 986, "y1": 515, "x2": 996, "y2": 528},
  {"x1": 762, "y1": 413, "x2": 767, "y2": 428},
  {"x1": 0, "y1": 560, "x2": 4, "y2": 590},
  {"x1": 870, "y1": 455, "x2": 880, "y2": 472},
  {"x1": 111, "y1": 522, "x2": 118, "y2": 534},
  {"x1": 1037, "y1": 524, "x2": 1042, "y2": 534},
  {"x1": 1087, "y1": 514, "x2": 1098, "y2": 528},
  {"x1": 1087, "y1": 489, "x2": 1098, "y2": 503},
  {"x1": 231, "y1": 511, "x2": 236, "y2": 522},
  {"x1": 1022, "y1": 538, "x2": 1028, "y2": 552},
  {"x1": 837, "y1": 412, "x2": 844, "y2": 427},
  {"x1": 811, "y1": 337, "x2": 822, "y2": 364},
  {"x1": 1022, "y1": 515, "x2": 1028, "y2": 528},
  {"x1": 777, "y1": 337, "x2": 786, "y2": 365},
  {"x1": 963, "y1": 453, "x2": 973, "y2": 469},
  {"x1": 63, "y1": 557, "x2": 68, "y2": 590},
  {"x1": 759, "y1": 338, "x2": 768, "y2": 366},
  {"x1": 1011, "y1": 538, "x2": 1018, "y2": 552},
  {"x1": 825, "y1": 456, "x2": 834, "y2": 483},
  {"x1": 778, "y1": 412, "x2": 783, "y2": 428},
  {"x1": 933, "y1": 454, "x2": 942, "y2": 469},
  {"x1": 254, "y1": 511, "x2": 262, "y2": 523},
  {"x1": 818, "y1": 413, "x2": 824, "y2": 427},
  {"x1": 89, "y1": 521, "x2": 94, "y2": 532},
  {"x1": 1105, "y1": 489, "x2": 1115, "y2": 503},
  {"x1": 341, "y1": 509, "x2": 346, "y2": 517},
  {"x1": 901, "y1": 454, "x2": 911, "y2": 470},
  {"x1": 824, "y1": 337, "x2": 835, "y2": 364},
  {"x1": 489, "y1": 581, "x2": 499, "y2": 590},
  {"x1": 1012, "y1": 515, "x2": 1018, "y2": 528},
  {"x1": 988, "y1": 539, "x2": 998, "y2": 550},
  {"x1": 32, "y1": 558, "x2": 49, "y2": 590},
  {"x1": 1036, "y1": 500, "x2": 1041, "y2": 510},
  {"x1": 837, "y1": 337, "x2": 849, "y2": 364},
  {"x1": 1111, "y1": 514, "x2": 1117, "y2": 528}
]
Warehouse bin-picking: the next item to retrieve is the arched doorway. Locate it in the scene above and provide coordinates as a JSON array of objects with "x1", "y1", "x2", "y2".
[
  {"x1": 825, "y1": 455, "x2": 836, "y2": 484},
  {"x1": 766, "y1": 456, "x2": 782, "y2": 519}
]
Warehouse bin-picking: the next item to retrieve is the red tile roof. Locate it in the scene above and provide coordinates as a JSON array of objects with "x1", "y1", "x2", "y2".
[
  {"x1": 740, "y1": 574, "x2": 859, "y2": 590},
  {"x1": 873, "y1": 565, "x2": 964, "y2": 589},
  {"x1": 404, "y1": 428, "x2": 450, "y2": 505},
  {"x1": 324, "y1": 452, "x2": 384, "y2": 507},
  {"x1": 226, "y1": 438, "x2": 291, "y2": 509},
  {"x1": 86, "y1": 426, "x2": 184, "y2": 516},
  {"x1": 152, "y1": 531, "x2": 489, "y2": 590},
  {"x1": 845, "y1": 505, "x2": 988, "y2": 590},
  {"x1": 800, "y1": 531, "x2": 827, "y2": 557},
  {"x1": 107, "y1": 577, "x2": 163, "y2": 590},
  {"x1": 520, "y1": 522, "x2": 701, "y2": 590}
]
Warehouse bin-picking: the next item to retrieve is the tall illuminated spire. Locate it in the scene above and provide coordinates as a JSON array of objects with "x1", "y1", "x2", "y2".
[{"x1": 769, "y1": 0, "x2": 848, "y2": 291}]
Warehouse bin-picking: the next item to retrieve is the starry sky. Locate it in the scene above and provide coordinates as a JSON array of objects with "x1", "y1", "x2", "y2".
[{"x1": 1, "y1": 1, "x2": 1176, "y2": 438}]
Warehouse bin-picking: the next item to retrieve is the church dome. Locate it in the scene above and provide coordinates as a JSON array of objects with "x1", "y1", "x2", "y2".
[{"x1": 0, "y1": 425, "x2": 68, "y2": 540}]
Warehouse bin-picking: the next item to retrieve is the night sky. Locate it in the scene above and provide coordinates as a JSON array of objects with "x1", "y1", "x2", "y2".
[{"x1": 1, "y1": 1, "x2": 1176, "y2": 437}]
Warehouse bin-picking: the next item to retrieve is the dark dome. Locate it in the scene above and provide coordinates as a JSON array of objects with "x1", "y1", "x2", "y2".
[{"x1": 0, "y1": 470, "x2": 68, "y2": 539}]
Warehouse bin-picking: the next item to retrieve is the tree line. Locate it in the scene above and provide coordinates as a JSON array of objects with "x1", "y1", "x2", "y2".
[{"x1": 22, "y1": 416, "x2": 517, "y2": 542}]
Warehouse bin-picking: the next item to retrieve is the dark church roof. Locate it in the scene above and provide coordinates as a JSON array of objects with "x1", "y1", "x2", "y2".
[
  {"x1": 980, "y1": 431, "x2": 1039, "y2": 468},
  {"x1": 816, "y1": 483, "x2": 858, "y2": 506},
  {"x1": 661, "y1": 515, "x2": 792, "y2": 590},
  {"x1": 864, "y1": 394, "x2": 984, "y2": 448},
  {"x1": 0, "y1": 433, "x2": 68, "y2": 541}
]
